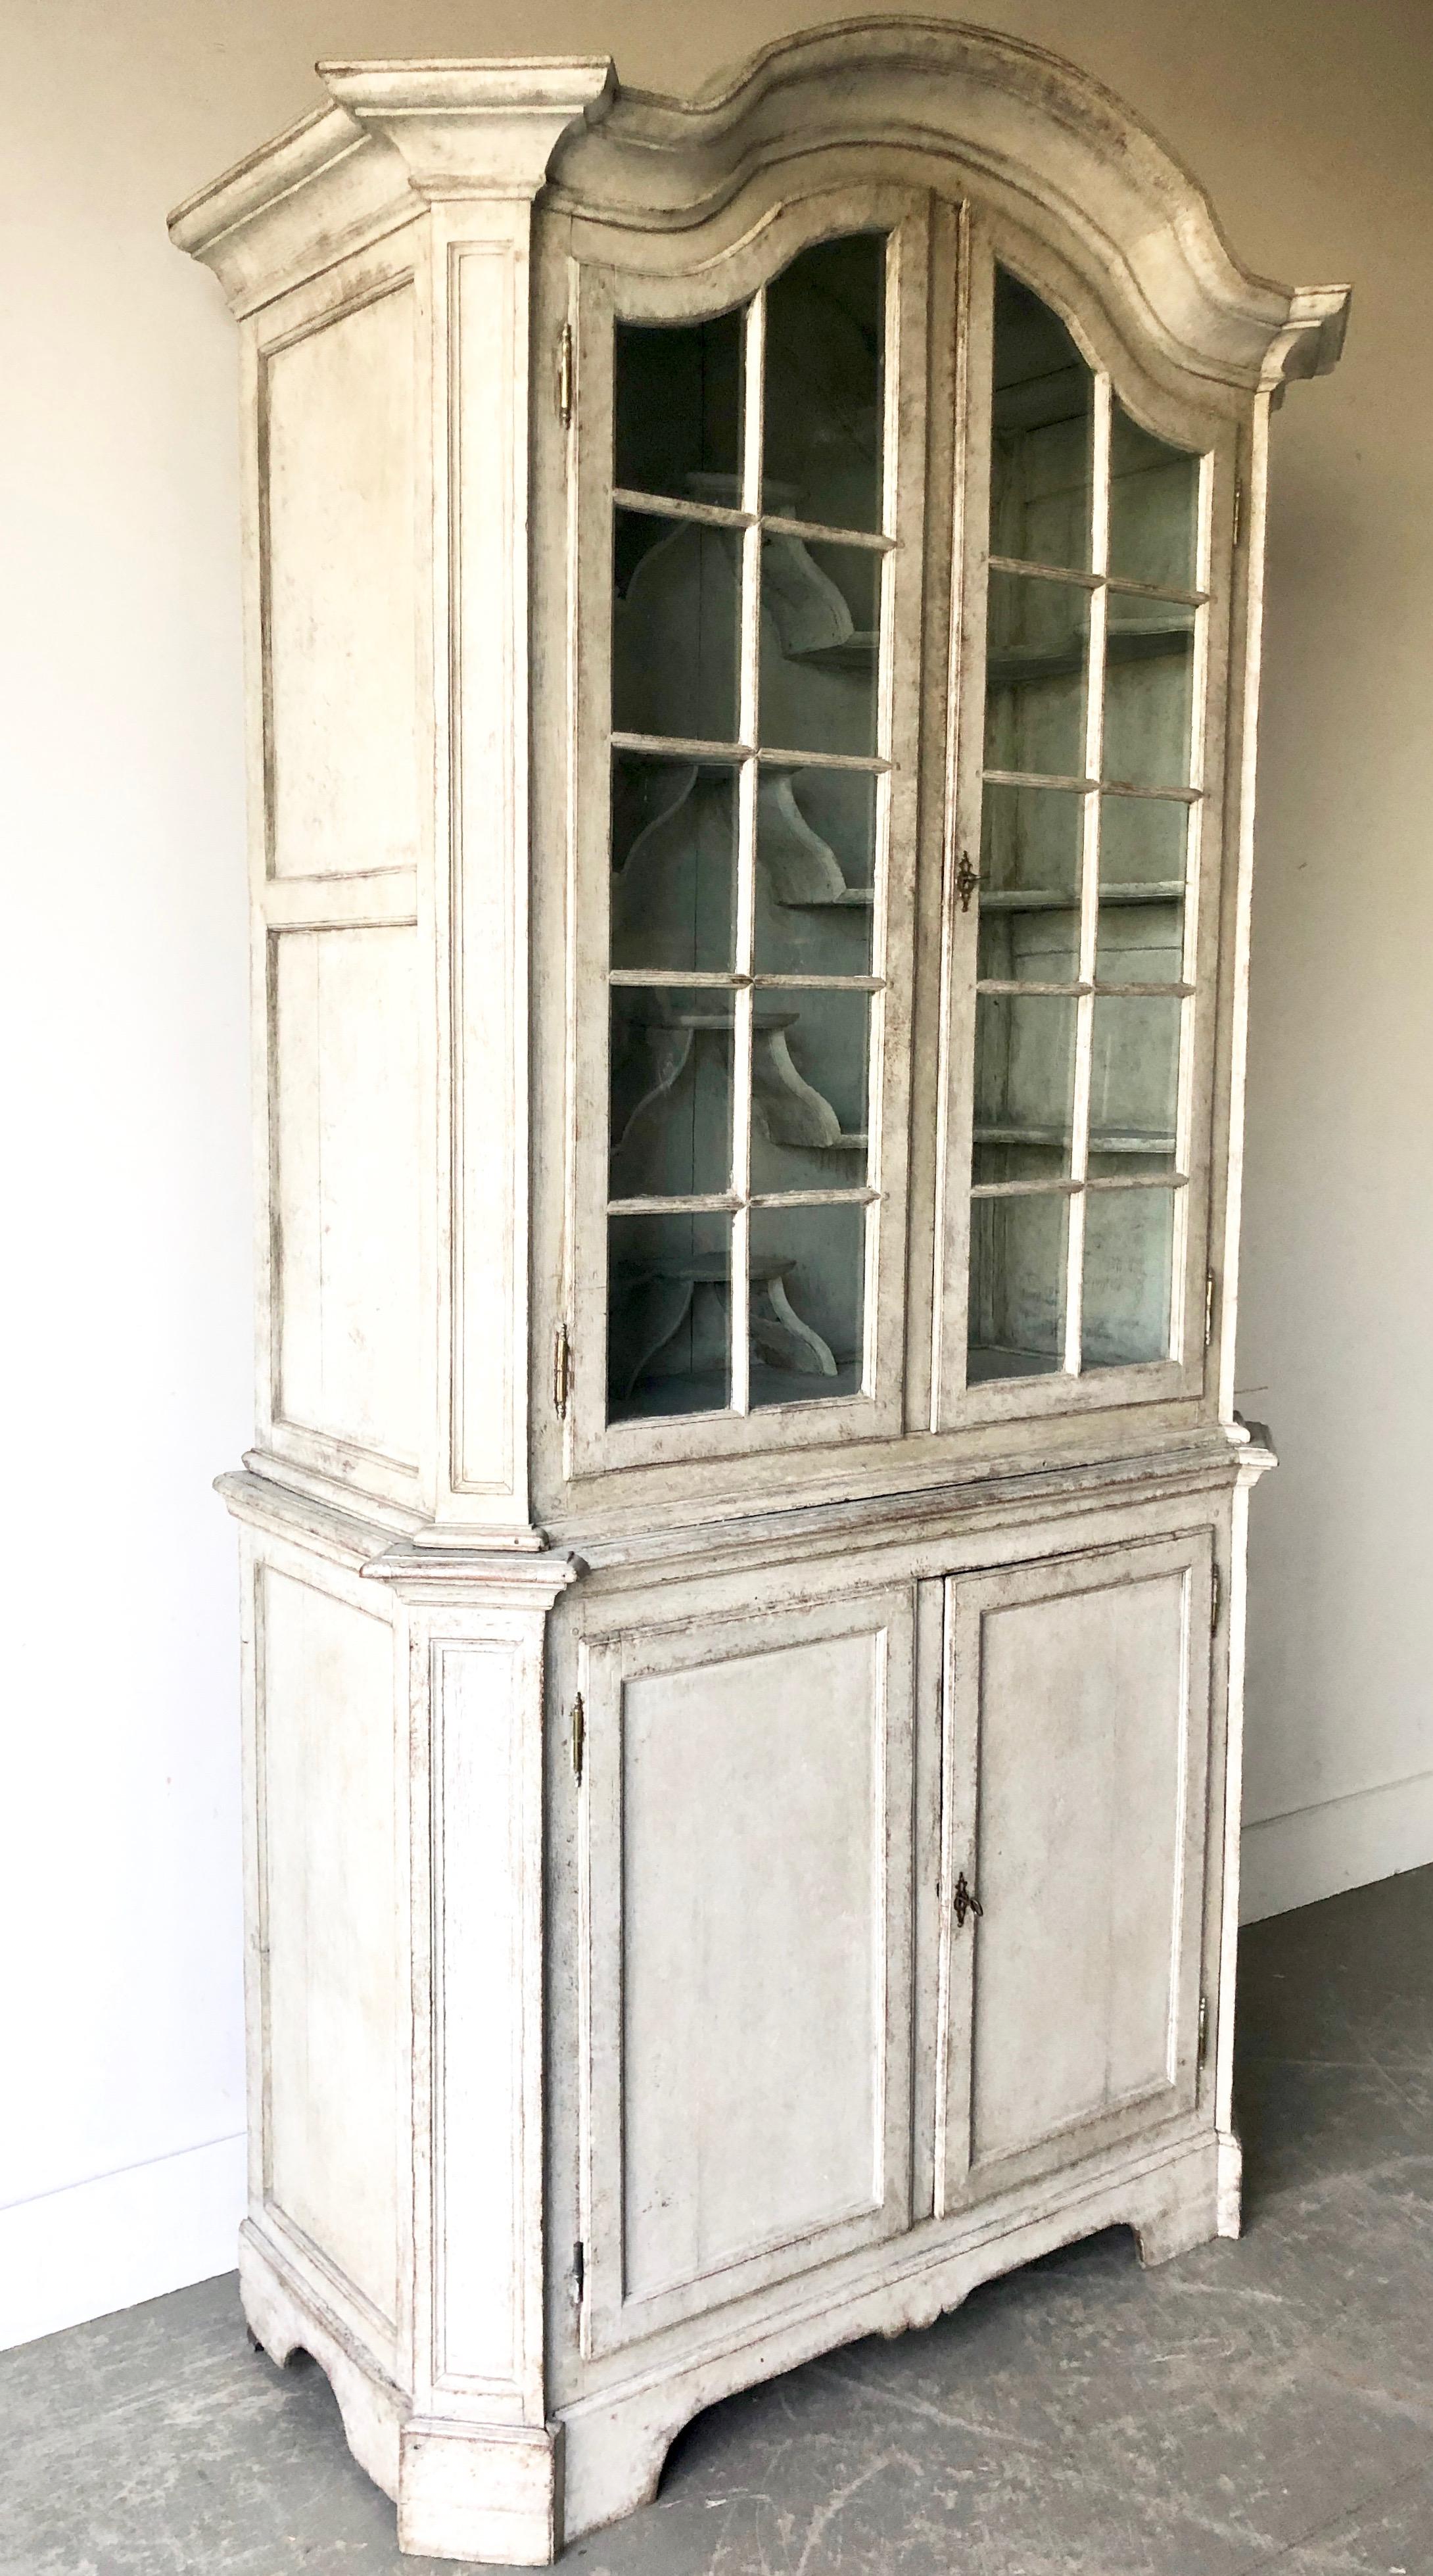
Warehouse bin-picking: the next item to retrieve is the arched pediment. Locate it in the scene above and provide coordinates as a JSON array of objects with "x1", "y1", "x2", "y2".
[{"x1": 546, "y1": 18, "x2": 1348, "y2": 396}]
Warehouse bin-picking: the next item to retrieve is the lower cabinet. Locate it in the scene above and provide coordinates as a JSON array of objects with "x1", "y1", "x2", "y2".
[{"x1": 575, "y1": 1522, "x2": 1217, "y2": 2352}]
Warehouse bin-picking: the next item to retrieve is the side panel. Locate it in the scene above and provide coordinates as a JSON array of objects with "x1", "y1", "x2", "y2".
[
  {"x1": 263, "y1": 278, "x2": 420, "y2": 880},
  {"x1": 941, "y1": 1531, "x2": 1211, "y2": 2206},
  {"x1": 270, "y1": 921, "x2": 421, "y2": 1467},
  {"x1": 258, "y1": 1560, "x2": 401, "y2": 2332},
  {"x1": 580, "y1": 1584, "x2": 918, "y2": 2354},
  {"x1": 247, "y1": 232, "x2": 435, "y2": 1516}
]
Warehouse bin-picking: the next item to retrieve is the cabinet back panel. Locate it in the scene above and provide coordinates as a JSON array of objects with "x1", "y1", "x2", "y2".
[
  {"x1": 262, "y1": 281, "x2": 419, "y2": 879},
  {"x1": 271, "y1": 924, "x2": 421, "y2": 1467},
  {"x1": 258, "y1": 1567, "x2": 399, "y2": 2328},
  {"x1": 971, "y1": 1565, "x2": 1186, "y2": 2164},
  {"x1": 620, "y1": 1630, "x2": 885, "y2": 2300}
]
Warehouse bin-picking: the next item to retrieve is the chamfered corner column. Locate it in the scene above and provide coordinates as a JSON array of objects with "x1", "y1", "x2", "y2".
[{"x1": 364, "y1": 1542, "x2": 578, "y2": 2567}]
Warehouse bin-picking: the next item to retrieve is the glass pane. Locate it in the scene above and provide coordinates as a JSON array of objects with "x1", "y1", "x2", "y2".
[
  {"x1": 1108, "y1": 400, "x2": 1199, "y2": 591},
  {"x1": 749, "y1": 990, "x2": 870, "y2": 1191},
  {"x1": 1096, "y1": 796, "x2": 1187, "y2": 988},
  {"x1": 984, "y1": 571, "x2": 1089, "y2": 778},
  {"x1": 609, "y1": 987, "x2": 734, "y2": 1199},
  {"x1": 1100, "y1": 792, "x2": 1188, "y2": 889},
  {"x1": 763, "y1": 233, "x2": 886, "y2": 534},
  {"x1": 760, "y1": 537, "x2": 880, "y2": 755},
  {"x1": 611, "y1": 756, "x2": 738, "y2": 975},
  {"x1": 978, "y1": 900, "x2": 1079, "y2": 986},
  {"x1": 974, "y1": 992, "x2": 1078, "y2": 1173},
  {"x1": 755, "y1": 766, "x2": 876, "y2": 974},
  {"x1": 980, "y1": 780, "x2": 1083, "y2": 900},
  {"x1": 608, "y1": 1212, "x2": 731, "y2": 1419},
  {"x1": 1102, "y1": 595, "x2": 1196, "y2": 790},
  {"x1": 749, "y1": 1203, "x2": 866, "y2": 1406},
  {"x1": 1082, "y1": 1188, "x2": 1177, "y2": 1368},
  {"x1": 977, "y1": 781, "x2": 1082, "y2": 982},
  {"x1": 614, "y1": 310, "x2": 743, "y2": 503},
  {"x1": 990, "y1": 266, "x2": 1092, "y2": 573},
  {"x1": 968, "y1": 1191, "x2": 1069, "y2": 1380},
  {"x1": 1089, "y1": 995, "x2": 1182, "y2": 1163},
  {"x1": 612, "y1": 510, "x2": 740, "y2": 742}
]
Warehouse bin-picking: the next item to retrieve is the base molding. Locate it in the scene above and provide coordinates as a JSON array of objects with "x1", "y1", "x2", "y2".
[
  {"x1": 400, "y1": 2421, "x2": 561, "y2": 2566},
  {"x1": 239, "y1": 2226, "x2": 406, "y2": 2501},
  {"x1": 558, "y1": 2130, "x2": 1223, "y2": 2548},
  {"x1": 240, "y1": 2124, "x2": 1226, "y2": 2563}
]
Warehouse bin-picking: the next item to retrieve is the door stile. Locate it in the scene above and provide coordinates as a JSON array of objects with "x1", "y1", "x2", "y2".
[
  {"x1": 929, "y1": 222, "x2": 994, "y2": 1428},
  {"x1": 932, "y1": 1564, "x2": 979, "y2": 2212},
  {"x1": 902, "y1": 191, "x2": 965, "y2": 1433}
]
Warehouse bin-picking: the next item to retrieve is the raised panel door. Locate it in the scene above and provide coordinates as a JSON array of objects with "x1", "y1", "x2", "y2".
[
  {"x1": 937, "y1": 1533, "x2": 1212, "y2": 2209},
  {"x1": 578, "y1": 1583, "x2": 920, "y2": 2354}
]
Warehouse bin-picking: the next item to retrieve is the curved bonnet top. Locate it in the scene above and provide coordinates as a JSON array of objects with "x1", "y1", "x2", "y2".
[
  {"x1": 548, "y1": 19, "x2": 1348, "y2": 394},
  {"x1": 170, "y1": 14, "x2": 1348, "y2": 393}
]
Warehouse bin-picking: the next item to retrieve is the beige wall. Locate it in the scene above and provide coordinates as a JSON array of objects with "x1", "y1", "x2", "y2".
[{"x1": 3, "y1": 0, "x2": 1428, "y2": 2339}]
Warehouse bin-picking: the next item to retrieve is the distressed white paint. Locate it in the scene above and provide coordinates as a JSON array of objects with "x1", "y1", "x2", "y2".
[
  {"x1": 258, "y1": 1564, "x2": 400, "y2": 2329},
  {"x1": 263, "y1": 279, "x2": 420, "y2": 880},
  {"x1": 171, "y1": 24, "x2": 1344, "y2": 2563},
  {"x1": 270, "y1": 922, "x2": 421, "y2": 1467}
]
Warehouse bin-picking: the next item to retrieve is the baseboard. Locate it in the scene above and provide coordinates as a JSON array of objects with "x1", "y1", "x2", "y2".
[
  {"x1": 0, "y1": 2132, "x2": 245, "y2": 2351},
  {"x1": 1240, "y1": 1769, "x2": 1433, "y2": 1923}
]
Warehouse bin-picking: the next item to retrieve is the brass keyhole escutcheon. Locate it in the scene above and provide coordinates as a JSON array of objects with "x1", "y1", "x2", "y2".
[{"x1": 951, "y1": 1870, "x2": 983, "y2": 1929}]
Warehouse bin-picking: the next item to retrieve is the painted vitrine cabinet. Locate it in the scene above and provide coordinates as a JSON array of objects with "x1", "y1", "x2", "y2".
[{"x1": 172, "y1": 22, "x2": 1347, "y2": 2564}]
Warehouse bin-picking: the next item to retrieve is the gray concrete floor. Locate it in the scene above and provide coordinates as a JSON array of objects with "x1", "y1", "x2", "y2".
[{"x1": 7, "y1": 1866, "x2": 1433, "y2": 2576}]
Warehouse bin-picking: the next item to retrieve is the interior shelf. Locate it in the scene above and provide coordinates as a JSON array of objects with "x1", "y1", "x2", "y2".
[
  {"x1": 974, "y1": 1125, "x2": 1175, "y2": 1152},
  {"x1": 980, "y1": 882, "x2": 1184, "y2": 911},
  {"x1": 778, "y1": 888, "x2": 875, "y2": 910},
  {"x1": 786, "y1": 631, "x2": 880, "y2": 671},
  {"x1": 988, "y1": 621, "x2": 1192, "y2": 686}
]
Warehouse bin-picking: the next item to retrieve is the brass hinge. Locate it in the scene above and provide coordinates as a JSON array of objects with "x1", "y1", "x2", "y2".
[
  {"x1": 1233, "y1": 479, "x2": 1244, "y2": 548},
  {"x1": 569, "y1": 2241, "x2": 585, "y2": 2309},
  {"x1": 557, "y1": 322, "x2": 574, "y2": 429},
  {"x1": 1211, "y1": 1564, "x2": 1223, "y2": 1636},
  {"x1": 1204, "y1": 1270, "x2": 1216, "y2": 1350},
  {"x1": 553, "y1": 1321, "x2": 571, "y2": 1419},
  {"x1": 1198, "y1": 1992, "x2": 1210, "y2": 2068},
  {"x1": 570, "y1": 1691, "x2": 585, "y2": 1783}
]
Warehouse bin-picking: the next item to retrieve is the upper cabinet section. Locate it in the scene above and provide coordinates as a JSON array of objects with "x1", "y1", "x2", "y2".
[{"x1": 170, "y1": 23, "x2": 1347, "y2": 1538}]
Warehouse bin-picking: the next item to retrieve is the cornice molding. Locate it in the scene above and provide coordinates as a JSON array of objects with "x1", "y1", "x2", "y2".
[
  {"x1": 168, "y1": 21, "x2": 1349, "y2": 371},
  {"x1": 168, "y1": 57, "x2": 615, "y2": 314}
]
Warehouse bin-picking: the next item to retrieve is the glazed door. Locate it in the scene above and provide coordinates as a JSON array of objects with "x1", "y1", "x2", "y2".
[
  {"x1": 577, "y1": 1580, "x2": 922, "y2": 2356},
  {"x1": 566, "y1": 189, "x2": 941, "y2": 1482},
  {"x1": 931, "y1": 231, "x2": 1237, "y2": 1431},
  {"x1": 937, "y1": 1532, "x2": 1213, "y2": 2210}
]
